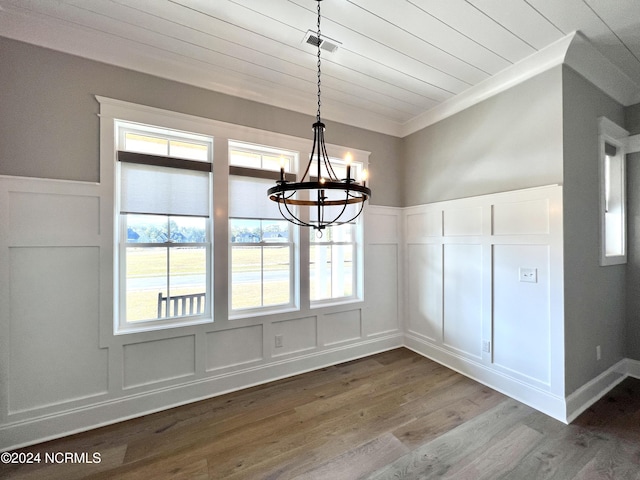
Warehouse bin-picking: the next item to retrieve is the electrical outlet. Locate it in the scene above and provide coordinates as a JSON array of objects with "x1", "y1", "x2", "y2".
[
  {"x1": 596, "y1": 345, "x2": 601, "y2": 361},
  {"x1": 275, "y1": 334, "x2": 283, "y2": 348},
  {"x1": 482, "y1": 340, "x2": 491, "y2": 353},
  {"x1": 519, "y1": 267, "x2": 537, "y2": 283}
]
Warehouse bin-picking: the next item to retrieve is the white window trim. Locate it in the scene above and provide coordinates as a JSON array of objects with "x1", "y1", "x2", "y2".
[
  {"x1": 114, "y1": 123, "x2": 214, "y2": 334},
  {"x1": 598, "y1": 117, "x2": 628, "y2": 267}
]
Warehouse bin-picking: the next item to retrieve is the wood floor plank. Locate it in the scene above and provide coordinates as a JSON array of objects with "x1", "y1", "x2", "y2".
[
  {"x1": 393, "y1": 386, "x2": 506, "y2": 450},
  {"x1": 503, "y1": 424, "x2": 610, "y2": 480},
  {"x1": 4, "y1": 349, "x2": 640, "y2": 480},
  {"x1": 442, "y1": 423, "x2": 543, "y2": 480},
  {"x1": 296, "y1": 432, "x2": 409, "y2": 480},
  {"x1": 366, "y1": 399, "x2": 535, "y2": 479},
  {"x1": 572, "y1": 437, "x2": 640, "y2": 480}
]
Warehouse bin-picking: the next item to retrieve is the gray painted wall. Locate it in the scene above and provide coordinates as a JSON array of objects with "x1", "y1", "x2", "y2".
[
  {"x1": 626, "y1": 103, "x2": 640, "y2": 135},
  {"x1": 626, "y1": 102, "x2": 640, "y2": 360},
  {"x1": 401, "y1": 66, "x2": 563, "y2": 206},
  {"x1": 627, "y1": 151, "x2": 640, "y2": 360},
  {"x1": 0, "y1": 36, "x2": 402, "y2": 206},
  {"x1": 562, "y1": 66, "x2": 626, "y2": 393}
]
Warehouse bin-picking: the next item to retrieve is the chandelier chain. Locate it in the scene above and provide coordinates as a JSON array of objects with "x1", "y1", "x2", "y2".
[
  {"x1": 316, "y1": 0, "x2": 322, "y2": 121},
  {"x1": 266, "y1": 0, "x2": 371, "y2": 231}
]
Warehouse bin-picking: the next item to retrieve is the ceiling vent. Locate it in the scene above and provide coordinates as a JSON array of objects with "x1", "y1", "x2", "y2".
[{"x1": 303, "y1": 30, "x2": 342, "y2": 53}]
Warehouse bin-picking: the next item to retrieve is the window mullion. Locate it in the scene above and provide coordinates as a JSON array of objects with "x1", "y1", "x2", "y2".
[
  {"x1": 260, "y1": 219, "x2": 264, "y2": 308},
  {"x1": 166, "y1": 217, "x2": 171, "y2": 302},
  {"x1": 166, "y1": 245, "x2": 171, "y2": 304}
]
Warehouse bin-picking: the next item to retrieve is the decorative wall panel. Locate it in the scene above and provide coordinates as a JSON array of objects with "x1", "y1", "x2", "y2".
[
  {"x1": 443, "y1": 207, "x2": 483, "y2": 236},
  {"x1": 365, "y1": 244, "x2": 399, "y2": 336},
  {"x1": 206, "y1": 325, "x2": 263, "y2": 371},
  {"x1": 123, "y1": 336, "x2": 196, "y2": 389},
  {"x1": 8, "y1": 246, "x2": 107, "y2": 413},
  {"x1": 442, "y1": 244, "x2": 483, "y2": 358},
  {"x1": 323, "y1": 309, "x2": 361, "y2": 346},
  {"x1": 407, "y1": 244, "x2": 442, "y2": 342},
  {"x1": 406, "y1": 210, "x2": 442, "y2": 239},
  {"x1": 493, "y1": 198, "x2": 550, "y2": 235},
  {"x1": 493, "y1": 246, "x2": 551, "y2": 384},
  {"x1": 8, "y1": 191, "x2": 100, "y2": 245},
  {"x1": 271, "y1": 317, "x2": 317, "y2": 357}
]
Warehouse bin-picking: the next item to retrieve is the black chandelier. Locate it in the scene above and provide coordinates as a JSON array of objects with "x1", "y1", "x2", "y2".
[{"x1": 267, "y1": 0, "x2": 371, "y2": 233}]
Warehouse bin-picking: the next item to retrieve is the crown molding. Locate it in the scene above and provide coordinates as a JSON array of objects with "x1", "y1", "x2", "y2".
[
  {"x1": 400, "y1": 32, "x2": 640, "y2": 138},
  {"x1": 399, "y1": 33, "x2": 575, "y2": 137},
  {"x1": 564, "y1": 32, "x2": 640, "y2": 107}
]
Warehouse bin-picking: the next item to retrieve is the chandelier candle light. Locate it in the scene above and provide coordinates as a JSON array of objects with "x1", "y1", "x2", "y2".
[{"x1": 267, "y1": 0, "x2": 371, "y2": 233}]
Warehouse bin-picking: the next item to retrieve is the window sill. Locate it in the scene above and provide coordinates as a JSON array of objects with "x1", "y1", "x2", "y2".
[
  {"x1": 600, "y1": 254, "x2": 627, "y2": 267},
  {"x1": 310, "y1": 297, "x2": 363, "y2": 310},
  {"x1": 229, "y1": 305, "x2": 300, "y2": 321},
  {"x1": 115, "y1": 316, "x2": 213, "y2": 335}
]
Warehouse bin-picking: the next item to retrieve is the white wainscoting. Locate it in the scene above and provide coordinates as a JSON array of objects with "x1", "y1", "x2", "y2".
[
  {"x1": 0, "y1": 175, "x2": 403, "y2": 451},
  {"x1": 403, "y1": 185, "x2": 567, "y2": 421},
  {"x1": 2, "y1": 175, "x2": 635, "y2": 446}
]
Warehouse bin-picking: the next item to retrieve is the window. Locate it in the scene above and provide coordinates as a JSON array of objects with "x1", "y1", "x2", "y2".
[
  {"x1": 598, "y1": 117, "x2": 628, "y2": 266},
  {"x1": 229, "y1": 142, "x2": 297, "y2": 316},
  {"x1": 308, "y1": 155, "x2": 365, "y2": 306},
  {"x1": 310, "y1": 223, "x2": 358, "y2": 302},
  {"x1": 229, "y1": 143, "x2": 293, "y2": 172},
  {"x1": 116, "y1": 122, "x2": 213, "y2": 333}
]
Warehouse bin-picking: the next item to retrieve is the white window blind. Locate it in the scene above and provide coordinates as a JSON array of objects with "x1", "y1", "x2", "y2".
[
  {"x1": 229, "y1": 175, "x2": 282, "y2": 220},
  {"x1": 120, "y1": 162, "x2": 210, "y2": 217}
]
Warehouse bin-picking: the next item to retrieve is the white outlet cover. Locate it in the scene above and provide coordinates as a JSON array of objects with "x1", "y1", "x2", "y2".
[{"x1": 519, "y1": 267, "x2": 537, "y2": 283}]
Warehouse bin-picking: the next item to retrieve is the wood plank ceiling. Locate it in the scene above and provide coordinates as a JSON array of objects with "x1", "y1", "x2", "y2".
[{"x1": 1, "y1": 0, "x2": 639, "y2": 136}]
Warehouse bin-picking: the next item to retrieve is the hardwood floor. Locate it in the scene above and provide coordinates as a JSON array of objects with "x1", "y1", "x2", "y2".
[{"x1": 2, "y1": 348, "x2": 640, "y2": 479}]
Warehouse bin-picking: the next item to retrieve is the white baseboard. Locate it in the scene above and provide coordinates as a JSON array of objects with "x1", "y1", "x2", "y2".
[
  {"x1": 624, "y1": 358, "x2": 640, "y2": 378},
  {"x1": 565, "y1": 359, "x2": 627, "y2": 423},
  {"x1": 1, "y1": 333, "x2": 403, "y2": 452},
  {"x1": 406, "y1": 332, "x2": 640, "y2": 426},
  {"x1": 404, "y1": 334, "x2": 567, "y2": 422}
]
